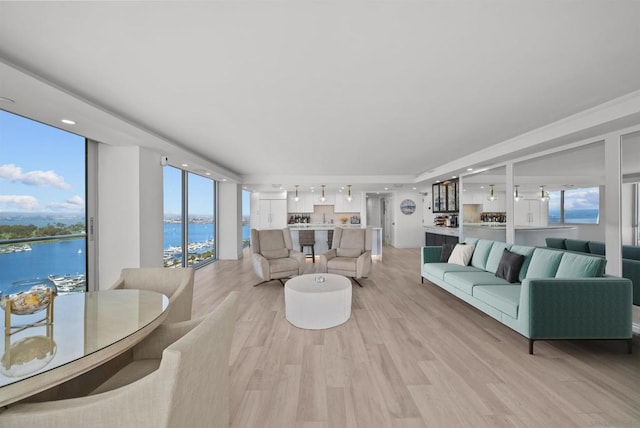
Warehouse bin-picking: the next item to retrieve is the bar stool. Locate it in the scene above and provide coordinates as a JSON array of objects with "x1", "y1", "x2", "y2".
[
  {"x1": 299, "y1": 230, "x2": 316, "y2": 263},
  {"x1": 327, "y1": 230, "x2": 334, "y2": 249}
]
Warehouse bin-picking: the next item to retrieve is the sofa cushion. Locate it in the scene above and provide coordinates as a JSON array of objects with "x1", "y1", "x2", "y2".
[
  {"x1": 445, "y1": 271, "x2": 513, "y2": 295},
  {"x1": 555, "y1": 252, "x2": 606, "y2": 278},
  {"x1": 262, "y1": 248, "x2": 289, "y2": 260},
  {"x1": 448, "y1": 244, "x2": 475, "y2": 266},
  {"x1": 565, "y1": 239, "x2": 590, "y2": 253},
  {"x1": 336, "y1": 248, "x2": 362, "y2": 258},
  {"x1": 588, "y1": 241, "x2": 606, "y2": 256},
  {"x1": 470, "y1": 239, "x2": 494, "y2": 270},
  {"x1": 622, "y1": 245, "x2": 640, "y2": 261},
  {"x1": 485, "y1": 242, "x2": 512, "y2": 274},
  {"x1": 526, "y1": 248, "x2": 563, "y2": 278},
  {"x1": 509, "y1": 245, "x2": 535, "y2": 281},
  {"x1": 464, "y1": 237, "x2": 479, "y2": 246},
  {"x1": 422, "y1": 263, "x2": 481, "y2": 281},
  {"x1": 545, "y1": 237, "x2": 566, "y2": 249},
  {"x1": 472, "y1": 285, "x2": 521, "y2": 319},
  {"x1": 495, "y1": 249, "x2": 525, "y2": 283},
  {"x1": 440, "y1": 243, "x2": 456, "y2": 262}
]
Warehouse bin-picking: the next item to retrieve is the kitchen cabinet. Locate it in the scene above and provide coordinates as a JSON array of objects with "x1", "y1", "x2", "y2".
[
  {"x1": 258, "y1": 199, "x2": 287, "y2": 229},
  {"x1": 313, "y1": 191, "x2": 335, "y2": 205},
  {"x1": 334, "y1": 192, "x2": 361, "y2": 213},
  {"x1": 432, "y1": 179, "x2": 458, "y2": 213},
  {"x1": 287, "y1": 193, "x2": 313, "y2": 213},
  {"x1": 514, "y1": 199, "x2": 548, "y2": 226}
]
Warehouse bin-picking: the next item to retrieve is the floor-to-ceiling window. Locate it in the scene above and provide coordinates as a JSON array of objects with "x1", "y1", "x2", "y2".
[
  {"x1": 0, "y1": 110, "x2": 87, "y2": 294},
  {"x1": 242, "y1": 189, "x2": 251, "y2": 248},
  {"x1": 163, "y1": 166, "x2": 217, "y2": 268},
  {"x1": 187, "y1": 172, "x2": 215, "y2": 267}
]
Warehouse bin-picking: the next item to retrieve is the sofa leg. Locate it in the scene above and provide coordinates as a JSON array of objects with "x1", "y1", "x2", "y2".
[
  {"x1": 529, "y1": 339, "x2": 534, "y2": 355},
  {"x1": 421, "y1": 277, "x2": 424, "y2": 283},
  {"x1": 253, "y1": 279, "x2": 273, "y2": 287},
  {"x1": 352, "y1": 278, "x2": 364, "y2": 288},
  {"x1": 627, "y1": 338, "x2": 633, "y2": 354}
]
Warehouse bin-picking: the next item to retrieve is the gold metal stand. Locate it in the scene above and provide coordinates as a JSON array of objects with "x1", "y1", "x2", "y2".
[{"x1": 4, "y1": 290, "x2": 55, "y2": 336}]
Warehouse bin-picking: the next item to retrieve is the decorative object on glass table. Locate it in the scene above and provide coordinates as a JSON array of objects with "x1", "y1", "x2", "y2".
[
  {"x1": 1, "y1": 325, "x2": 57, "y2": 377},
  {"x1": 1, "y1": 283, "x2": 56, "y2": 335},
  {"x1": 314, "y1": 275, "x2": 325, "y2": 284}
]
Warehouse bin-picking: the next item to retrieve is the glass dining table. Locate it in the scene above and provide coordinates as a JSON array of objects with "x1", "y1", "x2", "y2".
[{"x1": 0, "y1": 289, "x2": 168, "y2": 407}]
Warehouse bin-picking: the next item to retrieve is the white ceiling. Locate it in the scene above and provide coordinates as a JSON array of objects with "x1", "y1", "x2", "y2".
[{"x1": 1, "y1": 1, "x2": 640, "y2": 193}]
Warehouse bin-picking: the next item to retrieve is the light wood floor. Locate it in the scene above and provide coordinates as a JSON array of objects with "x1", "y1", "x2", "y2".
[{"x1": 193, "y1": 246, "x2": 640, "y2": 428}]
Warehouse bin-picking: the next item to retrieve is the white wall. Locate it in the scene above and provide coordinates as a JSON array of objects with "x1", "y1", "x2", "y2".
[
  {"x1": 392, "y1": 190, "x2": 423, "y2": 248},
  {"x1": 218, "y1": 182, "x2": 243, "y2": 259},
  {"x1": 98, "y1": 145, "x2": 163, "y2": 288}
]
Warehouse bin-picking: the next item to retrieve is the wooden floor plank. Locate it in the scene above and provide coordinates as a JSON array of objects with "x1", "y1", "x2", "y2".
[{"x1": 192, "y1": 246, "x2": 640, "y2": 427}]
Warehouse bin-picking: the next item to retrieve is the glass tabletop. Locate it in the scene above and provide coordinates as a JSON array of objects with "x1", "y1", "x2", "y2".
[{"x1": 0, "y1": 289, "x2": 168, "y2": 404}]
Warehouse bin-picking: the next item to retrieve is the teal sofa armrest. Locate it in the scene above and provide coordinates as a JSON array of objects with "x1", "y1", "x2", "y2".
[
  {"x1": 422, "y1": 246, "x2": 442, "y2": 264},
  {"x1": 520, "y1": 277, "x2": 632, "y2": 353},
  {"x1": 622, "y1": 258, "x2": 640, "y2": 305}
]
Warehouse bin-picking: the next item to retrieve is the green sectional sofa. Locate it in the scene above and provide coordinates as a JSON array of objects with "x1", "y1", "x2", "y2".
[
  {"x1": 546, "y1": 237, "x2": 640, "y2": 306},
  {"x1": 421, "y1": 238, "x2": 633, "y2": 354}
]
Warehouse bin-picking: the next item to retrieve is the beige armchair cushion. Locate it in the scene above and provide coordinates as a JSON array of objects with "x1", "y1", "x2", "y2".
[
  {"x1": 0, "y1": 292, "x2": 239, "y2": 428},
  {"x1": 319, "y1": 227, "x2": 373, "y2": 280},
  {"x1": 262, "y1": 248, "x2": 289, "y2": 260},
  {"x1": 336, "y1": 248, "x2": 363, "y2": 258}
]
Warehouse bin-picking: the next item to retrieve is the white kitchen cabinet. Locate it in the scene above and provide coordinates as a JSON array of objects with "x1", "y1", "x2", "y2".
[
  {"x1": 287, "y1": 193, "x2": 313, "y2": 213},
  {"x1": 514, "y1": 199, "x2": 548, "y2": 226},
  {"x1": 257, "y1": 199, "x2": 287, "y2": 229},
  {"x1": 312, "y1": 191, "x2": 335, "y2": 205},
  {"x1": 334, "y1": 192, "x2": 361, "y2": 213}
]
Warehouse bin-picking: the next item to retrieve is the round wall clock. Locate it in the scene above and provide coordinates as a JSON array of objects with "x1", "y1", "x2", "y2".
[{"x1": 400, "y1": 199, "x2": 416, "y2": 215}]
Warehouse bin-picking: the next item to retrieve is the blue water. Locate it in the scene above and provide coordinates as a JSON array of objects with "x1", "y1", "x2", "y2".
[
  {"x1": 1, "y1": 219, "x2": 250, "y2": 293},
  {"x1": 0, "y1": 238, "x2": 86, "y2": 294}
]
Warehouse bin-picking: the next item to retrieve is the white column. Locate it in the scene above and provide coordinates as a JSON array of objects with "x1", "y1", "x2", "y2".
[
  {"x1": 505, "y1": 163, "x2": 515, "y2": 244},
  {"x1": 218, "y1": 182, "x2": 243, "y2": 260},
  {"x1": 605, "y1": 134, "x2": 622, "y2": 276}
]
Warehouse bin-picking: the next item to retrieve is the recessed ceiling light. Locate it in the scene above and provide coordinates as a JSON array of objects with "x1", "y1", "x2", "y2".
[
  {"x1": 467, "y1": 168, "x2": 473, "y2": 171},
  {"x1": 205, "y1": 172, "x2": 211, "y2": 176},
  {"x1": 61, "y1": 119, "x2": 76, "y2": 125},
  {"x1": 435, "y1": 180, "x2": 440, "y2": 183},
  {"x1": 0, "y1": 96, "x2": 16, "y2": 104},
  {"x1": 452, "y1": 176, "x2": 457, "y2": 179},
  {"x1": 384, "y1": 187, "x2": 388, "y2": 190},
  {"x1": 223, "y1": 178, "x2": 228, "y2": 182},
  {"x1": 181, "y1": 163, "x2": 188, "y2": 167},
  {"x1": 412, "y1": 187, "x2": 417, "y2": 190}
]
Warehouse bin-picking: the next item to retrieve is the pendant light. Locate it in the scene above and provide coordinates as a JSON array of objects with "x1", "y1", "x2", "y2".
[
  {"x1": 514, "y1": 185, "x2": 521, "y2": 202},
  {"x1": 487, "y1": 184, "x2": 497, "y2": 201},
  {"x1": 346, "y1": 185, "x2": 352, "y2": 202},
  {"x1": 294, "y1": 185, "x2": 299, "y2": 202},
  {"x1": 539, "y1": 185, "x2": 550, "y2": 201},
  {"x1": 321, "y1": 185, "x2": 326, "y2": 202}
]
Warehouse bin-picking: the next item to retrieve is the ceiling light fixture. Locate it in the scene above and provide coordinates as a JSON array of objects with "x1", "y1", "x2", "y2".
[
  {"x1": 539, "y1": 185, "x2": 550, "y2": 201},
  {"x1": 346, "y1": 185, "x2": 352, "y2": 202},
  {"x1": 294, "y1": 185, "x2": 300, "y2": 202},
  {"x1": 487, "y1": 184, "x2": 497, "y2": 201},
  {"x1": 61, "y1": 119, "x2": 76, "y2": 125},
  {"x1": 321, "y1": 185, "x2": 326, "y2": 202},
  {"x1": 514, "y1": 185, "x2": 521, "y2": 202}
]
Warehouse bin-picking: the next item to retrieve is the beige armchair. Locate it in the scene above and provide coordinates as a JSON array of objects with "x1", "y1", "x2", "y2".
[
  {"x1": 0, "y1": 292, "x2": 239, "y2": 428},
  {"x1": 319, "y1": 227, "x2": 373, "y2": 287},
  {"x1": 109, "y1": 267, "x2": 194, "y2": 324},
  {"x1": 251, "y1": 228, "x2": 305, "y2": 286}
]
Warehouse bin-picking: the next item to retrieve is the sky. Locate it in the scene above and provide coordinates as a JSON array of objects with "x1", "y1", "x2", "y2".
[{"x1": 0, "y1": 109, "x2": 85, "y2": 214}]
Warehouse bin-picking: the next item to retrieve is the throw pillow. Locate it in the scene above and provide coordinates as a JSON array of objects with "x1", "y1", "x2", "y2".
[
  {"x1": 440, "y1": 243, "x2": 457, "y2": 262},
  {"x1": 495, "y1": 249, "x2": 525, "y2": 283},
  {"x1": 448, "y1": 244, "x2": 475, "y2": 266}
]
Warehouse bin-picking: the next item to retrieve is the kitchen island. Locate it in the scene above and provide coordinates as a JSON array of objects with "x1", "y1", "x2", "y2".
[{"x1": 289, "y1": 225, "x2": 383, "y2": 260}]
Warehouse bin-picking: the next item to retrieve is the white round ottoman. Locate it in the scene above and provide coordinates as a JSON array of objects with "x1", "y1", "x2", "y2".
[{"x1": 285, "y1": 274, "x2": 352, "y2": 329}]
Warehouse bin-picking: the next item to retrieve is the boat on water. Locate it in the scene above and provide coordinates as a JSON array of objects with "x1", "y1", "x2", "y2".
[
  {"x1": 47, "y1": 273, "x2": 86, "y2": 292},
  {"x1": 0, "y1": 244, "x2": 32, "y2": 254}
]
